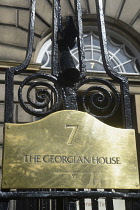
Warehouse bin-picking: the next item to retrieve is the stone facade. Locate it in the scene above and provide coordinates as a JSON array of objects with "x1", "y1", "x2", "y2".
[{"x1": 0, "y1": 1, "x2": 139, "y2": 209}]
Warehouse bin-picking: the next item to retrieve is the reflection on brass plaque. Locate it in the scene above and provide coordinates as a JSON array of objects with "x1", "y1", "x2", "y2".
[{"x1": 2, "y1": 110, "x2": 139, "y2": 189}]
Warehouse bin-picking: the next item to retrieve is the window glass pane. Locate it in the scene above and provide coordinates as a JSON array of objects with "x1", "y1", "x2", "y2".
[
  {"x1": 84, "y1": 35, "x2": 90, "y2": 45},
  {"x1": 124, "y1": 62, "x2": 135, "y2": 73},
  {"x1": 93, "y1": 38, "x2": 100, "y2": 46},
  {"x1": 93, "y1": 63, "x2": 104, "y2": 71},
  {"x1": 93, "y1": 51, "x2": 101, "y2": 60},
  {"x1": 107, "y1": 42, "x2": 120, "y2": 54},
  {"x1": 116, "y1": 48, "x2": 131, "y2": 63},
  {"x1": 85, "y1": 50, "x2": 92, "y2": 60},
  {"x1": 42, "y1": 53, "x2": 48, "y2": 66},
  {"x1": 37, "y1": 32, "x2": 139, "y2": 75}
]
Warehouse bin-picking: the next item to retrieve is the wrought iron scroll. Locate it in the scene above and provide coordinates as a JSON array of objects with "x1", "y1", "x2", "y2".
[
  {"x1": 4, "y1": 0, "x2": 36, "y2": 123},
  {"x1": 77, "y1": 77, "x2": 120, "y2": 119},
  {"x1": 18, "y1": 73, "x2": 61, "y2": 117},
  {"x1": 95, "y1": 0, "x2": 132, "y2": 129}
]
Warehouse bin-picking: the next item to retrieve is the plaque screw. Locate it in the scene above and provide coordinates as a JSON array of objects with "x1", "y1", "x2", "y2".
[
  {"x1": 4, "y1": 181, "x2": 7, "y2": 185},
  {"x1": 130, "y1": 131, "x2": 134, "y2": 135},
  {"x1": 7, "y1": 126, "x2": 10, "y2": 130}
]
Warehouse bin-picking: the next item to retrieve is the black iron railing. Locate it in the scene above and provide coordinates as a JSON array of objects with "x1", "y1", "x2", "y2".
[{"x1": 1, "y1": 0, "x2": 138, "y2": 210}]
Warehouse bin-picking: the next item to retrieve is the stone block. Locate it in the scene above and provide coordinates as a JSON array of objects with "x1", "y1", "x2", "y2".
[
  {"x1": 17, "y1": 104, "x2": 34, "y2": 123},
  {"x1": 18, "y1": 10, "x2": 48, "y2": 35},
  {"x1": 0, "y1": 7, "x2": 16, "y2": 25},
  {"x1": 106, "y1": 0, "x2": 122, "y2": 18},
  {"x1": 0, "y1": 44, "x2": 26, "y2": 61},
  {"x1": 0, "y1": 84, "x2": 5, "y2": 101},
  {"x1": 0, "y1": 169, "x2": 2, "y2": 188},
  {"x1": 0, "y1": 26, "x2": 27, "y2": 48},
  {"x1": 0, "y1": 146, "x2": 2, "y2": 167},
  {"x1": 60, "y1": 0, "x2": 73, "y2": 17},
  {"x1": 0, "y1": 125, "x2": 3, "y2": 144},
  {"x1": 0, "y1": 0, "x2": 29, "y2": 8},
  {"x1": 88, "y1": 0, "x2": 96, "y2": 14},
  {"x1": 0, "y1": 104, "x2": 4, "y2": 123},
  {"x1": 0, "y1": 26, "x2": 39, "y2": 54},
  {"x1": 119, "y1": 0, "x2": 140, "y2": 24},
  {"x1": 36, "y1": 0, "x2": 52, "y2": 26},
  {"x1": 14, "y1": 85, "x2": 35, "y2": 103},
  {"x1": 133, "y1": 19, "x2": 140, "y2": 34}
]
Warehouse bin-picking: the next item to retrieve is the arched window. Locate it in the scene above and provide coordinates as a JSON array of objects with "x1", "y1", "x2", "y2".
[{"x1": 36, "y1": 32, "x2": 139, "y2": 75}]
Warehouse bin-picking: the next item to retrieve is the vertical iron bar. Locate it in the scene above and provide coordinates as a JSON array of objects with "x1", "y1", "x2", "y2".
[
  {"x1": 69, "y1": 201, "x2": 77, "y2": 210},
  {"x1": 51, "y1": 189, "x2": 57, "y2": 210},
  {"x1": 9, "y1": 0, "x2": 36, "y2": 209},
  {"x1": 105, "y1": 198, "x2": 114, "y2": 210},
  {"x1": 125, "y1": 199, "x2": 133, "y2": 210},
  {"x1": 132, "y1": 199, "x2": 140, "y2": 210},
  {"x1": 79, "y1": 189, "x2": 85, "y2": 210},
  {"x1": 4, "y1": 0, "x2": 36, "y2": 123},
  {"x1": 56, "y1": 198, "x2": 64, "y2": 209},
  {"x1": 0, "y1": 201, "x2": 9, "y2": 210},
  {"x1": 74, "y1": 0, "x2": 86, "y2": 79},
  {"x1": 91, "y1": 190, "x2": 98, "y2": 210},
  {"x1": 52, "y1": 0, "x2": 61, "y2": 77},
  {"x1": 120, "y1": 80, "x2": 132, "y2": 129},
  {"x1": 29, "y1": 198, "x2": 39, "y2": 210},
  {"x1": 91, "y1": 198, "x2": 98, "y2": 210},
  {"x1": 39, "y1": 190, "x2": 50, "y2": 210},
  {"x1": 4, "y1": 70, "x2": 14, "y2": 123},
  {"x1": 95, "y1": 0, "x2": 132, "y2": 129},
  {"x1": 14, "y1": 0, "x2": 36, "y2": 75},
  {"x1": 79, "y1": 199, "x2": 85, "y2": 210},
  {"x1": 52, "y1": 199, "x2": 56, "y2": 210},
  {"x1": 105, "y1": 189, "x2": 114, "y2": 210},
  {"x1": 125, "y1": 198, "x2": 140, "y2": 210},
  {"x1": 63, "y1": 198, "x2": 69, "y2": 209},
  {"x1": 62, "y1": 87, "x2": 78, "y2": 110}
]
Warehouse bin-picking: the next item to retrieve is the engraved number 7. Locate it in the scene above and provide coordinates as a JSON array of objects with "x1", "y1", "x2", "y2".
[{"x1": 65, "y1": 125, "x2": 78, "y2": 145}]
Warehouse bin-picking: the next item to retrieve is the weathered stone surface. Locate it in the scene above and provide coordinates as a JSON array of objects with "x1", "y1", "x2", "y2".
[
  {"x1": 135, "y1": 95, "x2": 140, "y2": 134},
  {"x1": 0, "y1": 26, "x2": 39, "y2": 48},
  {"x1": 0, "y1": 104, "x2": 4, "y2": 122},
  {"x1": 0, "y1": 125, "x2": 3, "y2": 144},
  {"x1": 0, "y1": 7, "x2": 16, "y2": 25},
  {"x1": 0, "y1": 44, "x2": 26, "y2": 61},
  {"x1": 0, "y1": 0, "x2": 29, "y2": 8},
  {"x1": 14, "y1": 85, "x2": 35, "y2": 103},
  {"x1": 0, "y1": 84, "x2": 5, "y2": 101},
  {"x1": 60, "y1": 0, "x2": 73, "y2": 17},
  {"x1": 36, "y1": 0, "x2": 52, "y2": 26},
  {"x1": 0, "y1": 146, "x2": 2, "y2": 167},
  {"x1": 17, "y1": 104, "x2": 34, "y2": 123},
  {"x1": 133, "y1": 18, "x2": 140, "y2": 34},
  {"x1": 119, "y1": 0, "x2": 140, "y2": 24},
  {"x1": 88, "y1": 0, "x2": 96, "y2": 14},
  {"x1": 106, "y1": 0, "x2": 122, "y2": 18},
  {"x1": 18, "y1": 10, "x2": 48, "y2": 35}
]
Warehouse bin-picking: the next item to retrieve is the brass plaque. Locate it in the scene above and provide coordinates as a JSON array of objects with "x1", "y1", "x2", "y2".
[{"x1": 2, "y1": 110, "x2": 139, "y2": 189}]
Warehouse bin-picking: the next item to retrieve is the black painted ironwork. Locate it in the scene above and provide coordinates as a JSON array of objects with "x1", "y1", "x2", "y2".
[
  {"x1": 77, "y1": 77, "x2": 120, "y2": 119},
  {"x1": 18, "y1": 73, "x2": 61, "y2": 117},
  {"x1": 95, "y1": 0, "x2": 132, "y2": 129},
  {"x1": 0, "y1": 190, "x2": 140, "y2": 200},
  {"x1": 4, "y1": 0, "x2": 36, "y2": 123},
  {"x1": 1, "y1": 0, "x2": 136, "y2": 209}
]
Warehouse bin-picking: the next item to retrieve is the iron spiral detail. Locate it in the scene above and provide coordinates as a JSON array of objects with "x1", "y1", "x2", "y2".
[
  {"x1": 18, "y1": 73, "x2": 61, "y2": 117},
  {"x1": 77, "y1": 77, "x2": 120, "y2": 119}
]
